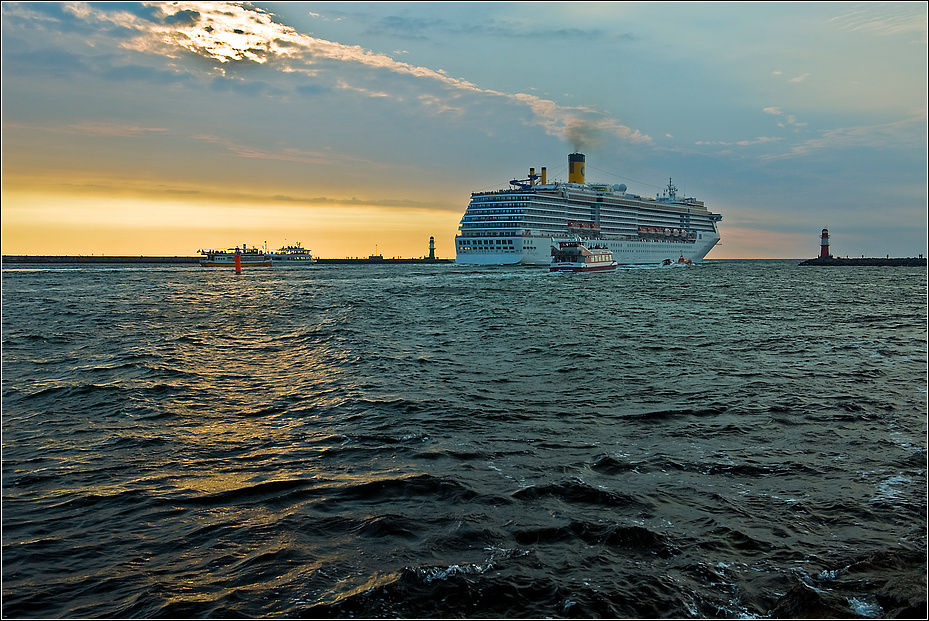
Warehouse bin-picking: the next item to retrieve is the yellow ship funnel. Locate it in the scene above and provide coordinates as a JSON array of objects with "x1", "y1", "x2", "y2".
[
  {"x1": 541, "y1": 167, "x2": 547, "y2": 184},
  {"x1": 568, "y1": 153, "x2": 585, "y2": 184}
]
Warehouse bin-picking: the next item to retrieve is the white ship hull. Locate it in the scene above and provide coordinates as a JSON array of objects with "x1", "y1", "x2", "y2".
[
  {"x1": 199, "y1": 258, "x2": 272, "y2": 267},
  {"x1": 270, "y1": 257, "x2": 316, "y2": 266},
  {"x1": 199, "y1": 253, "x2": 272, "y2": 267},
  {"x1": 457, "y1": 234, "x2": 720, "y2": 266}
]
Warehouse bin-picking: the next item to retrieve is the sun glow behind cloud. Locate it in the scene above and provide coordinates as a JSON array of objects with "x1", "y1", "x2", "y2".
[
  {"x1": 2, "y1": 188, "x2": 458, "y2": 258},
  {"x1": 105, "y1": 1, "x2": 651, "y2": 149}
]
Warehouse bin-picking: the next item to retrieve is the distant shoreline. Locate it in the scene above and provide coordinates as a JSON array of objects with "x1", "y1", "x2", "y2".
[
  {"x1": 1, "y1": 255, "x2": 453, "y2": 265},
  {"x1": 3, "y1": 255, "x2": 925, "y2": 267}
]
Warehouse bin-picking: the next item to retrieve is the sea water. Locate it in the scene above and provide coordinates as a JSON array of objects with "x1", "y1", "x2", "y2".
[{"x1": 2, "y1": 260, "x2": 926, "y2": 618}]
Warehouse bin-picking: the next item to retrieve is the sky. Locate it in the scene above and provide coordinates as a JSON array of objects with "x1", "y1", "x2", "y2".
[{"x1": 2, "y1": 1, "x2": 927, "y2": 259}]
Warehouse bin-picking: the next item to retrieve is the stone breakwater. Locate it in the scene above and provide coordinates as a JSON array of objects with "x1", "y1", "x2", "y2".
[
  {"x1": 799, "y1": 256, "x2": 927, "y2": 267},
  {"x1": 2, "y1": 255, "x2": 199, "y2": 264},
  {"x1": 2, "y1": 256, "x2": 451, "y2": 265}
]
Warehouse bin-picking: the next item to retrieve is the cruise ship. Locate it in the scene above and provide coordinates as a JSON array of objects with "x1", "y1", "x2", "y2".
[{"x1": 455, "y1": 153, "x2": 722, "y2": 265}]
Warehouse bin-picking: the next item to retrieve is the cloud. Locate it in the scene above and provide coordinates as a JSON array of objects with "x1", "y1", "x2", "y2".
[
  {"x1": 829, "y1": 4, "x2": 928, "y2": 44},
  {"x1": 336, "y1": 79, "x2": 394, "y2": 99},
  {"x1": 367, "y1": 15, "x2": 446, "y2": 40},
  {"x1": 770, "y1": 71, "x2": 810, "y2": 84},
  {"x1": 737, "y1": 136, "x2": 782, "y2": 146},
  {"x1": 694, "y1": 107, "x2": 925, "y2": 161},
  {"x1": 192, "y1": 134, "x2": 332, "y2": 165},
  {"x1": 163, "y1": 8, "x2": 200, "y2": 27},
  {"x1": 763, "y1": 107, "x2": 807, "y2": 128},
  {"x1": 23, "y1": 2, "x2": 649, "y2": 151},
  {"x1": 122, "y1": 2, "x2": 303, "y2": 65},
  {"x1": 695, "y1": 137, "x2": 782, "y2": 148},
  {"x1": 418, "y1": 94, "x2": 465, "y2": 115},
  {"x1": 788, "y1": 112, "x2": 927, "y2": 155},
  {"x1": 270, "y1": 194, "x2": 457, "y2": 211},
  {"x1": 354, "y1": 10, "x2": 608, "y2": 42},
  {"x1": 2, "y1": 121, "x2": 167, "y2": 137},
  {"x1": 67, "y1": 122, "x2": 168, "y2": 136}
]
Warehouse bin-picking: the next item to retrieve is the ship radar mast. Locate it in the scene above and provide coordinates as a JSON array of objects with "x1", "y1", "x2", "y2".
[{"x1": 665, "y1": 178, "x2": 678, "y2": 200}]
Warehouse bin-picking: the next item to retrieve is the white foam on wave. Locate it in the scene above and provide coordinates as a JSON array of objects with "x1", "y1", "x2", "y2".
[
  {"x1": 848, "y1": 596, "x2": 883, "y2": 617},
  {"x1": 417, "y1": 562, "x2": 491, "y2": 583},
  {"x1": 870, "y1": 474, "x2": 912, "y2": 504}
]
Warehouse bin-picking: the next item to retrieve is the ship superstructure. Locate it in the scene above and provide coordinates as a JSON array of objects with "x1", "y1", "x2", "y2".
[
  {"x1": 269, "y1": 242, "x2": 316, "y2": 266},
  {"x1": 455, "y1": 153, "x2": 722, "y2": 265}
]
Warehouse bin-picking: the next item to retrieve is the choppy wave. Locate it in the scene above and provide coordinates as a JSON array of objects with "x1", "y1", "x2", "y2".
[{"x1": 2, "y1": 261, "x2": 926, "y2": 618}]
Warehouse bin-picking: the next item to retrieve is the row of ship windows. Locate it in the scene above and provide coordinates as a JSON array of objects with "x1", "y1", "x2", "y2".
[
  {"x1": 462, "y1": 221, "x2": 700, "y2": 231},
  {"x1": 457, "y1": 244, "x2": 701, "y2": 254},
  {"x1": 470, "y1": 204, "x2": 633, "y2": 212},
  {"x1": 462, "y1": 220, "x2": 691, "y2": 229},
  {"x1": 457, "y1": 240, "x2": 539, "y2": 251},
  {"x1": 466, "y1": 210, "x2": 697, "y2": 227},
  {"x1": 468, "y1": 201, "x2": 691, "y2": 214},
  {"x1": 458, "y1": 239, "x2": 515, "y2": 246},
  {"x1": 457, "y1": 234, "x2": 705, "y2": 248},
  {"x1": 464, "y1": 215, "x2": 638, "y2": 222},
  {"x1": 471, "y1": 199, "x2": 695, "y2": 212},
  {"x1": 471, "y1": 196, "x2": 529, "y2": 202},
  {"x1": 459, "y1": 234, "x2": 705, "y2": 245}
]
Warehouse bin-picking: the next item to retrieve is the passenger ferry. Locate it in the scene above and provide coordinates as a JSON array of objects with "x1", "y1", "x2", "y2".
[
  {"x1": 550, "y1": 240, "x2": 617, "y2": 273},
  {"x1": 269, "y1": 242, "x2": 315, "y2": 266},
  {"x1": 198, "y1": 245, "x2": 272, "y2": 267},
  {"x1": 455, "y1": 153, "x2": 722, "y2": 265}
]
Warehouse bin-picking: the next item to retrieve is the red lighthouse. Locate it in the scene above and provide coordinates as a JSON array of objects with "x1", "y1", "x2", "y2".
[{"x1": 820, "y1": 228, "x2": 830, "y2": 258}]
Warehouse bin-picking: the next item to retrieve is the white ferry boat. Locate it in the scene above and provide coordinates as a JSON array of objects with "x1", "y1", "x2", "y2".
[
  {"x1": 269, "y1": 242, "x2": 315, "y2": 266},
  {"x1": 455, "y1": 153, "x2": 722, "y2": 265},
  {"x1": 198, "y1": 245, "x2": 272, "y2": 267},
  {"x1": 550, "y1": 240, "x2": 617, "y2": 273}
]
